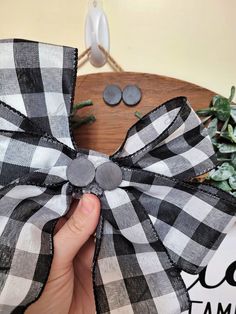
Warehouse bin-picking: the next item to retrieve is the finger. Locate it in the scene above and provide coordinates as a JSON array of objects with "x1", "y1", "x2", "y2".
[
  {"x1": 53, "y1": 196, "x2": 97, "y2": 236},
  {"x1": 53, "y1": 193, "x2": 100, "y2": 268},
  {"x1": 65, "y1": 198, "x2": 80, "y2": 219},
  {"x1": 53, "y1": 198, "x2": 79, "y2": 235},
  {"x1": 54, "y1": 198, "x2": 83, "y2": 235},
  {"x1": 74, "y1": 235, "x2": 96, "y2": 271},
  {"x1": 53, "y1": 217, "x2": 67, "y2": 235}
]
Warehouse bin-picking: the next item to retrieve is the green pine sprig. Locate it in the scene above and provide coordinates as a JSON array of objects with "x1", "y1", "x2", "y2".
[{"x1": 71, "y1": 100, "x2": 96, "y2": 129}]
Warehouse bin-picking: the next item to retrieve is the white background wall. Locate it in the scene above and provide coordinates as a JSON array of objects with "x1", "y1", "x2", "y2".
[{"x1": 0, "y1": 0, "x2": 235, "y2": 96}]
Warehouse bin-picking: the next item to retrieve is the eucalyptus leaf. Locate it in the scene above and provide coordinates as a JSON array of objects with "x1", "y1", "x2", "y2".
[
  {"x1": 220, "y1": 117, "x2": 230, "y2": 134},
  {"x1": 228, "y1": 124, "x2": 236, "y2": 143},
  {"x1": 211, "y1": 95, "x2": 221, "y2": 107},
  {"x1": 229, "y1": 175, "x2": 236, "y2": 189},
  {"x1": 219, "y1": 143, "x2": 236, "y2": 153},
  {"x1": 207, "y1": 168, "x2": 216, "y2": 178},
  {"x1": 220, "y1": 131, "x2": 232, "y2": 141},
  {"x1": 230, "y1": 107, "x2": 236, "y2": 123},
  {"x1": 209, "y1": 162, "x2": 235, "y2": 181},
  {"x1": 207, "y1": 117, "x2": 218, "y2": 138},
  {"x1": 221, "y1": 162, "x2": 235, "y2": 172},
  {"x1": 211, "y1": 137, "x2": 219, "y2": 147},
  {"x1": 213, "y1": 97, "x2": 231, "y2": 121},
  {"x1": 229, "y1": 86, "x2": 235, "y2": 102},
  {"x1": 231, "y1": 153, "x2": 236, "y2": 168},
  {"x1": 196, "y1": 87, "x2": 236, "y2": 197},
  {"x1": 211, "y1": 180, "x2": 232, "y2": 192}
]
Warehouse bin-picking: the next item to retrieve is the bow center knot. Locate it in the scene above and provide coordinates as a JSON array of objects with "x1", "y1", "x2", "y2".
[{"x1": 66, "y1": 156, "x2": 123, "y2": 194}]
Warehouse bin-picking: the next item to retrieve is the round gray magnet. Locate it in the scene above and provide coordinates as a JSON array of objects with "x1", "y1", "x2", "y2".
[
  {"x1": 103, "y1": 84, "x2": 122, "y2": 106},
  {"x1": 95, "y1": 161, "x2": 122, "y2": 191},
  {"x1": 66, "y1": 157, "x2": 95, "y2": 187},
  {"x1": 122, "y1": 85, "x2": 142, "y2": 106}
]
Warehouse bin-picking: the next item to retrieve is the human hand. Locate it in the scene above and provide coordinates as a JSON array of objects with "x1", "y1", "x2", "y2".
[{"x1": 26, "y1": 193, "x2": 101, "y2": 314}]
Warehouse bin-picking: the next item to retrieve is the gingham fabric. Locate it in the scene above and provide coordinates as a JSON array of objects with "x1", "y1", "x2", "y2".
[{"x1": 0, "y1": 39, "x2": 235, "y2": 314}]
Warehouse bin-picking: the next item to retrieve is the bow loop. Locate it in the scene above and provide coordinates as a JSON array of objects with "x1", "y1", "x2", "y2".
[
  {"x1": 0, "y1": 128, "x2": 75, "y2": 188},
  {"x1": 111, "y1": 96, "x2": 217, "y2": 180},
  {"x1": 0, "y1": 39, "x2": 77, "y2": 149}
]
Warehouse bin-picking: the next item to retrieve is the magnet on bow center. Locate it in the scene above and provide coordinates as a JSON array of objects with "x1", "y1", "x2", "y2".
[
  {"x1": 95, "y1": 161, "x2": 122, "y2": 191},
  {"x1": 123, "y1": 84, "x2": 142, "y2": 106},
  {"x1": 66, "y1": 157, "x2": 95, "y2": 187},
  {"x1": 103, "y1": 84, "x2": 122, "y2": 106}
]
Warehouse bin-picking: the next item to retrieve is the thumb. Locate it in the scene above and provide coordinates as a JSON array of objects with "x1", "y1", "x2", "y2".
[{"x1": 53, "y1": 193, "x2": 101, "y2": 268}]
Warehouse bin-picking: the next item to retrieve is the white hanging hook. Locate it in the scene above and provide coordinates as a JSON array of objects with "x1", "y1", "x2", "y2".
[{"x1": 85, "y1": 0, "x2": 110, "y2": 67}]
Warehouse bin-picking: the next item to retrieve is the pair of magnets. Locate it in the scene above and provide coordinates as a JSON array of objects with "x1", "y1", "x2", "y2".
[
  {"x1": 66, "y1": 157, "x2": 122, "y2": 191},
  {"x1": 103, "y1": 84, "x2": 142, "y2": 107}
]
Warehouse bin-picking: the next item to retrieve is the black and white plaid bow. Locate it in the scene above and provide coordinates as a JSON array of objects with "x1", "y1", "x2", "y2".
[{"x1": 0, "y1": 39, "x2": 235, "y2": 314}]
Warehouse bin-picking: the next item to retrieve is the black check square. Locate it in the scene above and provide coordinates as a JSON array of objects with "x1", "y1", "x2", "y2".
[
  {"x1": 124, "y1": 275, "x2": 152, "y2": 303},
  {"x1": 16, "y1": 68, "x2": 44, "y2": 94}
]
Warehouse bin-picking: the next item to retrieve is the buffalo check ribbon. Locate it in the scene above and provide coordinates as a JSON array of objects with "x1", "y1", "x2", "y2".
[{"x1": 0, "y1": 39, "x2": 235, "y2": 314}]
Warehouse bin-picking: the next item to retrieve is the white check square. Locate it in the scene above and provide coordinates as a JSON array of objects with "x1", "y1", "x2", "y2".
[
  {"x1": 0, "y1": 135, "x2": 10, "y2": 162},
  {"x1": 183, "y1": 195, "x2": 213, "y2": 221},
  {"x1": 30, "y1": 146, "x2": 61, "y2": 169},
  {"x1": 136, "y1": 252, "x2": 163, "y2": 275},
  {"x1": 39, "y1": 44, "x2": 63, "y2": 68},
  {"x1": 0, "y1": 275, "x2": 32, "y2": 306},
  {"x1": 163, "y1": 227, "x2": 189, "y2": 255},
  {"x1": 98, "y1": 256, "x2": 123, "y2": 285},
  {"x1": 0, "y1": 43, "x2": 15, "y2": 69},
  {"x1": 123, "y1": 133, "x2": 145, "y2": 155},
  {"x1": 16, "y1": 223, "x2": 42, "y2": 254}
]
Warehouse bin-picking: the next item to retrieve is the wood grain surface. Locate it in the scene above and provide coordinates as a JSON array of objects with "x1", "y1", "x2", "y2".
[{"x1": 73, "y1": 72, "x2": 216, "y2": 155}]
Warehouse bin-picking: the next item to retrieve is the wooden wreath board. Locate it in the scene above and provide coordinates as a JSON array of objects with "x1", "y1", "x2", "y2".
[{"x1": 73, "y1": 72, "x2": 215, "y2": 161}]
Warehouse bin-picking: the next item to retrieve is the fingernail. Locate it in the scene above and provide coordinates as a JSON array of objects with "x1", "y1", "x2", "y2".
[{"x1": 79, "y1": 194, "x2": 95, "y2": 214}]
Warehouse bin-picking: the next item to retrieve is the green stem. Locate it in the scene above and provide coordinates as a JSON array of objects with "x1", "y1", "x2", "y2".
[
  {"x1": 72, "y1": 100, "x2": 93, "y2": 114},
  {"x1": 201, "y1": 116, "x2": 212, "y2": 124},
  {"x1": 134, "y1": 111, "x2": 143, "y2": 119},
  {"x1": 72, "y1": 114, "x2": 96, "y2": 128},
  {"x1": 195, "y1": 108, "x2": 214, "y2": 116},
  {"x1": 217, "y1": 158, "x2": 231, "y2": 161}
]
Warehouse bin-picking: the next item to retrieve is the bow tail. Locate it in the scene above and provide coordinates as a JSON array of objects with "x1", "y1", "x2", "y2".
[
  {"x1": 0, "y1": 181, "x2": 72, "y2": 314},
  {"x1": 120, "y1": 168, "x2": 236, "y2": 274},
  {"x1": 93, "y1": 188, "x2": 190, "y2": 314}
]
